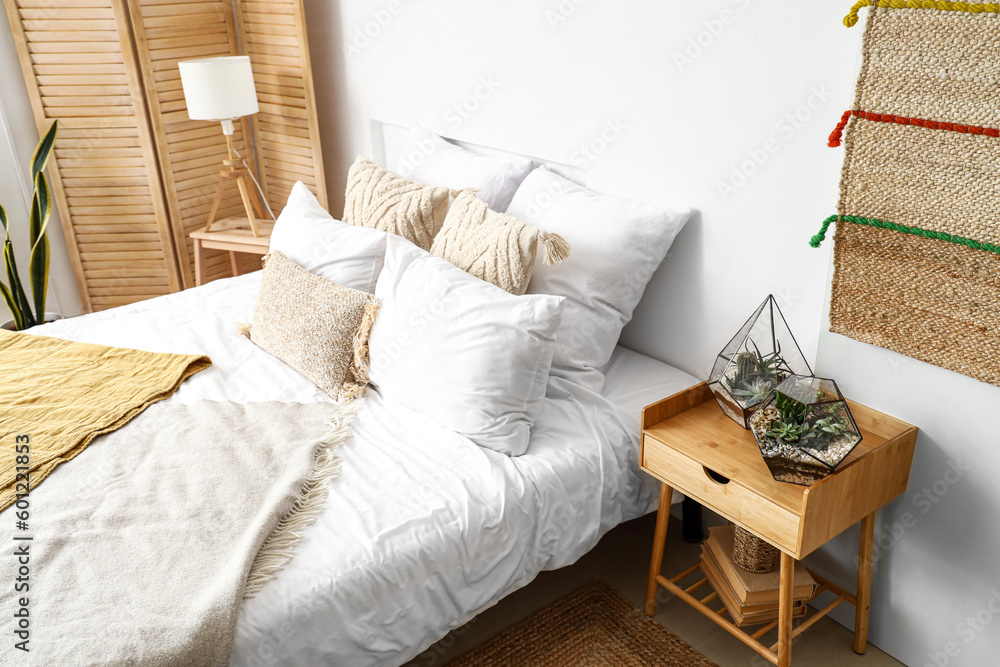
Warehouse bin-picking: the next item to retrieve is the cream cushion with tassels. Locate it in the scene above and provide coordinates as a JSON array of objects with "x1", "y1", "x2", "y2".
[
  {"x1": 430, "y1": 190, "x2": 570, "y2": 295},
  {"x1": 241, "y1": 251, "x2": 379, "y2": 402},
  {"x1": 343, "y1": 155, "x2": 450, "y2": 250}
]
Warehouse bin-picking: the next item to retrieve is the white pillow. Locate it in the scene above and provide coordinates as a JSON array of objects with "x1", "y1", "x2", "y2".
[
  {"x1": 269, "y1": 181, "x2": 387, "y2": 293},
  {"x1": 368, "y1": 236, "x2": 565, "y2": 456},
  {"x1": 394, "y1": 128, "x2": 534, "y2": 212},
  {"x1": 506, "y1": 167, "x2": 691, "y2": 392}
]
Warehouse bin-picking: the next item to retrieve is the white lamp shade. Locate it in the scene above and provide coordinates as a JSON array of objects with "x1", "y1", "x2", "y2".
[{"x1": 178, "y1": 56, "x2": 259, "y2": 122}]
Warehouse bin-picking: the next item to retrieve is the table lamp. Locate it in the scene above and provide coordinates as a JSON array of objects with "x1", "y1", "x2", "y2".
[{"x1": 178, "y1": 55, "x2": 274, "y2": 237}]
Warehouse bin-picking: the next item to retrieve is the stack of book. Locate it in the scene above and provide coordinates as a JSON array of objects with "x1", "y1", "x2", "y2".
[{"x1": 700, "y1": 525, "x2": 817, "y2": 626}]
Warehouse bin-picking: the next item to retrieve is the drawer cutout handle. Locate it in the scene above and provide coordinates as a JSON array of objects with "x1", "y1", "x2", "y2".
[{"x1": 703, "y1": 466, "x2": 730, "y2": 485}]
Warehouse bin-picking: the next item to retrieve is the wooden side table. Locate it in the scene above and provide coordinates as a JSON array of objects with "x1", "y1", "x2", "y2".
[
  {"x1": 640, "y1": 382, "x2": 917, "y2": 667},
  {"x1": 190, "y1": 216, "x2": 273, "y2": 286}
]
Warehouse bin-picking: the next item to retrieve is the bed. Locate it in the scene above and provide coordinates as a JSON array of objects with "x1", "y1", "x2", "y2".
[
  {"x1": 33, "y1": 268, "x2": 697, "y2": 667},
  {"x1": 9, "y1": 122, "x2": 698, "y2": 665}
]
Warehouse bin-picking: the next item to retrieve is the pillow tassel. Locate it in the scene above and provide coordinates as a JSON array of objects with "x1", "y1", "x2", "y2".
[
  {"x1": 539, "y1": 232, "x2": 571, "y2": 264},
  {"x1": 236, "y1": 322, "x2": 252, "y2": 338}
]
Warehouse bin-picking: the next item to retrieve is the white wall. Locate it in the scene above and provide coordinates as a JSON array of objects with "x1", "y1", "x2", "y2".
[
  {"x1": 0, "y1": 1, "x2": 993, "y2": 664},
  {"x1": 0, "y1": 8, "x2": 82, "y2": 324},
  {"x1": 305, "y1": 1, "x2": 998, "y2": 666}
]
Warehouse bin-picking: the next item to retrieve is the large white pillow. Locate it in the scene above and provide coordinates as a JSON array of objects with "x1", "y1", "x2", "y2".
[
  {"x1": 506, "y1": 167, "x2": 691, "y2": 392},
  {"x1": 393, "y1": 128, "x2": 534, "y2": 212},
  {"x1": 269, "y1": 181, "x2": 387, "y2": 293},
  {"x1": 368, "y1": 236, "x2": 565, "y2": 456}
]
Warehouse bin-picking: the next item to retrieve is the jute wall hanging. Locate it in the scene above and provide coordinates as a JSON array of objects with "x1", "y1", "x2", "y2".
[{"x1": 811, "y1": 1, "x2": 1000, "y2": 387}]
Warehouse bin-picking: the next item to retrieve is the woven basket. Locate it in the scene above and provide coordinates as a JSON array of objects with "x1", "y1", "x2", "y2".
[{"x1": 732, "y1": 526, "x2": 779, "y2": 574}]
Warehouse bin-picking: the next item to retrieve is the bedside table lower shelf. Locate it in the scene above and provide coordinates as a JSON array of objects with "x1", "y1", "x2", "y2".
[{"x1": 645, "y1": 485, "x2": 873, "y2": 667}]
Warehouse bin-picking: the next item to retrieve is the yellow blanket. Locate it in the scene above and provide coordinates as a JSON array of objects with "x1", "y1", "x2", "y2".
[{"x1": 0, "y1": 330, "x2": 210, "y2": 511}]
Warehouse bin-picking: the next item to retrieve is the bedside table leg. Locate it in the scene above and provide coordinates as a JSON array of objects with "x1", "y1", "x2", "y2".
[
  {"x1": 855, "y1": 512, "x2": 875, "y2": 654},
  {"x1": 194, "y1": 238, "x2": 205, "y2": 287},
  {"x1": 644, "y1": 482, "x2": 673, "y2": 616},
  {"x1": 778, "y1": 551, "x2": 794, "y2": 667}
]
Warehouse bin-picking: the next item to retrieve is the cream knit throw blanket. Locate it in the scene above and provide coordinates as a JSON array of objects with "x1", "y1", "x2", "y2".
[{"x1": 0, "y1": 399, "x2": 356, "y2": 666}]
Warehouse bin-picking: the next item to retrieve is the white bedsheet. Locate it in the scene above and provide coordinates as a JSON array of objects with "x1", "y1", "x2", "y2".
[{"x1": 35, "y1": 273, "x2": 698, "y2": 667}]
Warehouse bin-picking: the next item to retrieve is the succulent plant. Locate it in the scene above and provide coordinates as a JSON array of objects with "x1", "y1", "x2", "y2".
[
  {"x1": 731, "y1": 377, "x2": 774, "y2": 407},
  {"x1": 766, "y1": 421, "x2": 810, "y2": 443},
  {"x1": 775, "y1": 391, "x2": 806, "y2": 425},
  {"x1": 748, "y1": 338, "x2": 793, "y2": 385},
  {"x1": 813, "y1": 416, "x2": 849, "y2": 436}
]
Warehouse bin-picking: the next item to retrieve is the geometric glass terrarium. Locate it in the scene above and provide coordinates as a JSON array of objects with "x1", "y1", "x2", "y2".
[
  {"x1": 708, "y1": 295, "x2": 812, "y2": 429},
  {"x1": 749, "y1": 374, "x2": 863, "y2": 486}
]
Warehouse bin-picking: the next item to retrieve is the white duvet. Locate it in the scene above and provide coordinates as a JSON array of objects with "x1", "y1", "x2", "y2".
[{"x1": 35, "y1": 273, "x2": 697, "y2": 667}]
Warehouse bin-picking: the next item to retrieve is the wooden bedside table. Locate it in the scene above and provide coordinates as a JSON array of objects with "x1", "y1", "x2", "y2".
[
  {"x1": 190, "y1": 216, "x2": 273, "y2": 286},
  {"x1": 641, "y1": 382, "x2": 917, "y2": 667}
]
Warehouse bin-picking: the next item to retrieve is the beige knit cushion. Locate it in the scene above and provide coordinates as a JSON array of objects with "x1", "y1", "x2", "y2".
[
  {"x1": 343, "y1": 155, "x2": 450, "y2": 250},
  {"x1": 430, "y1": 190, "x2": 570, "y2": 295},
  {"x1": 241, "y1": 251, "x2": 379, "y2": 401}
]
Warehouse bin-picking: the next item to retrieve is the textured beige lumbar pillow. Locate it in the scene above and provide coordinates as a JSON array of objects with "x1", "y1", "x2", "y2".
[
  {"x1": 343, "y1": 155, "x2": 450, "y2": 251},
  {"x1": 241, "y1": 251, "x2": 379, "y2": 401},
  {"x1": 430, "y1": 189, "x2": 570, "y2": 295}
]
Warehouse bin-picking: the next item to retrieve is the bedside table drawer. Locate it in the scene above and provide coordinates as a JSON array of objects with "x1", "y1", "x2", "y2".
[{"x1": 642, "y1": 434, "x2": 800, "y2": 553}]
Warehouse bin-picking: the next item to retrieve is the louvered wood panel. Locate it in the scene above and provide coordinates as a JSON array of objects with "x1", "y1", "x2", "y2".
[
  {"x1": 3, "y1": 0, "x2": 182, "y2": 312},
  {"x1": 127, "y1": 0, "x2": 262, "y2": 288},
  {"x1": 236, "y1": 0, "x2": 327, "y2": 213}
]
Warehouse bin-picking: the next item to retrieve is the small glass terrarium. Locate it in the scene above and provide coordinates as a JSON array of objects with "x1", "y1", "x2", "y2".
[
  {"x1": 749, "y1": 375, "x2": 863, "y2": 486},
  {"x1": 708, "y1": 295, "x2": 812, "y2": 428}
]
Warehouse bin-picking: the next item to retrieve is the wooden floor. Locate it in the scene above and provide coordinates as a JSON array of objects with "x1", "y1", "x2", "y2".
[{"x1": 403, "y1": 512, "x2": 904, "y2": 667}]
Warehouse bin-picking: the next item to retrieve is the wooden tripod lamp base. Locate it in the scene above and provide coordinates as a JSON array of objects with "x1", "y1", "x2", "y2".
[{"x1": 204, "y1": 132, "x2": 273, "y2": 237}]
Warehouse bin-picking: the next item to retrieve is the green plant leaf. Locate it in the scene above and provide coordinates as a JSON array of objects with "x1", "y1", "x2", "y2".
[
  {"x1": 31, "y1": 121, "x2": 57, "y2": 182},
  {"x1": 29, "y1": 236, "x2": 48, "y2": 322},
  {"x1": 0, "y1": 203, "x2": 8, "y2": 239},
  {"x1": 0, "y1": 278, "x2": 23, "y2": 331},
  {"x1": 28, "y1": 172, "x2": 51, "y2": 318},
  {"x1": 3, "y1": 240, "x2": 34, "y2": 328}
]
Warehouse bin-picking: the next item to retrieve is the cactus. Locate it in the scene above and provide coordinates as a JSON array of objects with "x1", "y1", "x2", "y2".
[{"x1": 734, "y1": 351, "x2": 756, "y2": 387}]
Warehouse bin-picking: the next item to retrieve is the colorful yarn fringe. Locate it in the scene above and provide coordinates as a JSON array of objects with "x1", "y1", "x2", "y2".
[
  {"x1": 844, "y1": 0, "x2": 1000, "y2": 27},
  {"x1": 810, "y1": 214, "x2": 1000, "y2": 254}
]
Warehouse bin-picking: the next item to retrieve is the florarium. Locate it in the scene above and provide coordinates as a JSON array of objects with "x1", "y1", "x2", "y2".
[
  {"x1": 749, "y1": 375, "x2": 863, "y2": 486},
  {"x1": 708, "y1": 295, "x2": 812, "y2": 428}
]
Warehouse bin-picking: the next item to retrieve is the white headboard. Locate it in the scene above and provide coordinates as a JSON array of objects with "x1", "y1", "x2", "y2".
[{"x1": 370, "y1": 119, "x2": 585, "y2": 186}]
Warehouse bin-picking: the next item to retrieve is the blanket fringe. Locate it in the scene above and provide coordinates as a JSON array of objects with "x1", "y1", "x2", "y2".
[{"x1": 243, "y1": 398, "x2": 360, "y2": 598}]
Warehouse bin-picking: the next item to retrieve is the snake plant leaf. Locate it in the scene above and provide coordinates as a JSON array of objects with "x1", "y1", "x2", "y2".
[
  {"x1": 31, "y1": 121, "x2": 57, "y2": 182},
  {"x1": 29, "y1": 171, "x2": 51, "y2": 249},
  {"x1": 3, "y1": 240, "x2": 35, "y2": 329},
  {"x1": 0, "y1": 279, "x2": 22, "y2": 330},
  {"x1": 29, "y1": 171, "x2": 51, "y2": 319},
  {"x1": 0, "y1": 205, "x2": 20, "y2": 329}
]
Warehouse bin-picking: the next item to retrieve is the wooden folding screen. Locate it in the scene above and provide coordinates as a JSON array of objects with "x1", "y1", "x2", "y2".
[
  {"x1": 4, "y1": 0, "x2": 182, "y2": 312},
  {"x1": 127, "y1": 0, "x2": 261, "y2": 287},
  {"x1": 234, "y1": 0, "x2": 327, "y2": 214},
  {"x1": 4, "y1": 0, "x2": 326, "y2": 310}
]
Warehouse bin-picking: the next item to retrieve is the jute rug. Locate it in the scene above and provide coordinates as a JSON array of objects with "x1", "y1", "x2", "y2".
[
  {"x1": 446, "y1": 582, "x2": 717, "y2": 667},
  {"x1": 811, "y1": 2, "x2": 1000, "y2": 387}
]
